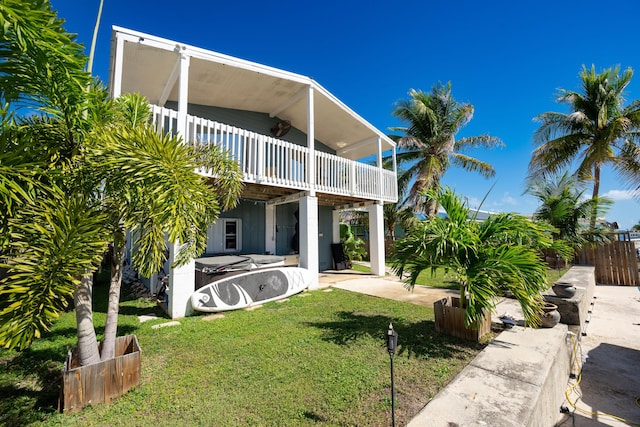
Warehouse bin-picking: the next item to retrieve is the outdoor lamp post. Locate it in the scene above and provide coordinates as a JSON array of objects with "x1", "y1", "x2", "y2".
[{"x1": 386, "y1": 323, "x2": 398, "y2": 427}]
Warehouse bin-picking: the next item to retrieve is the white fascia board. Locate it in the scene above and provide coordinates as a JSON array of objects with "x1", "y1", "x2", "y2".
[
  {"x1": 112, "y1": 26, "x2": 395, "y2": 150},
  {"x1": 311, "y1": 80, "x2": 396, "y2": 149},
  {"x1": 336, "y1": 136, "x2": 377, "y2": 156},
  {"x1": 112, "y1": 26, "x2": 311, "y2": 86}
]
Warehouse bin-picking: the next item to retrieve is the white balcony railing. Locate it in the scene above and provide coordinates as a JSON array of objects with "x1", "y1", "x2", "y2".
[{"x1": 151, "y1": 105, "x2": 397, "y2": 203}]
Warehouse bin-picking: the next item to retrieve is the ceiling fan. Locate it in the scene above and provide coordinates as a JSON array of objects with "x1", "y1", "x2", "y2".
[{"x1": 270, "y1": 120, "x2": 291, "y2": 138}]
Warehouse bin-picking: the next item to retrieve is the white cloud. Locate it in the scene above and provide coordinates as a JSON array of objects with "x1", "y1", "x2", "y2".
[
  {"x1": 602, "y1": 189, "x2": 640, "y2": 201},
  {"x1": 466, "y1": 196, "x2": 483, "y2": 208},
  {"x1": 500, "y1": 193, "x2": 518, "y2": 206}
]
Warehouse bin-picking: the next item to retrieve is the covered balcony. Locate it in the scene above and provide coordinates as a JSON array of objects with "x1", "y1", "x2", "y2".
[
  {"x1": 111, "y1": 26, "x2": 397, "y2": 207},
  {"x1": 151, "y1": 105, "x2": 397, "y2": 204}
]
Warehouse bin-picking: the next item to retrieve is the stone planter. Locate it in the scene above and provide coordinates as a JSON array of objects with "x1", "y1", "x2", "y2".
[
  {"x1": 433, "y1": 296, "x2": 491, "y2": 341},
  {"x1": 59, "y1": 335, "x2": 141, "y2": 414},
  {"x1": 540, "y1": 303, "x2": 561, "y2": 328},
  {"x1": 552, "y1": 282, "x2": 577, "y2": 298}
]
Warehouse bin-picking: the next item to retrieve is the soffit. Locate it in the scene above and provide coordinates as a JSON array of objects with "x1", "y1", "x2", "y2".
[{"x1": 112, "y1": 26, "x2": 394, "y2": 161}]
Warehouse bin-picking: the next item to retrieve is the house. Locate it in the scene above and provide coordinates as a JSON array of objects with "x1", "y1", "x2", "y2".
[{"x1": 109, "y1": 27, "x2": 398, "y2": 318}]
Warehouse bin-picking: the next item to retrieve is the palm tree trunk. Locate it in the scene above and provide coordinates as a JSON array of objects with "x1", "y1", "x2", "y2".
[
  {"x1": 459, "y1": 283, "x2": 466, "y2": 308},
  {"x1": 101, "y1": 233, "x2": 125, "y2": 361},
  {"x1": 589, "y1": 165, "x2": 601, "y2": 229},
  {"x1": 425, "y1": 180, "x2": 442, "y2": 218},
  {"x1": 74, "y1": 273, "x2": 101, "y2": 366}
]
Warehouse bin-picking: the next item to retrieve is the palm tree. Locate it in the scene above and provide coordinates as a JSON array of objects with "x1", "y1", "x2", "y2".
[
  {"x1": 390, "y1": 83, "x2": 504, "y2": 217},
  {"x1": 0, "y1": 1, "x2": 244, "y2": 366},
  {"x1": 526, "y1": 172, "x2": 612, "y2": 252},
  {"x1": 0, "y1": 0, "x2": 103, "y2": 353},
  {"x1": 529, "y1": 65, "x2": 640, "y2": 228},
  {"x1": 391, "y1": 187, "x2": 559, "y2": 327},
  {"x1": 88, "y1": 93, "x2": 243, "y2": 361}
]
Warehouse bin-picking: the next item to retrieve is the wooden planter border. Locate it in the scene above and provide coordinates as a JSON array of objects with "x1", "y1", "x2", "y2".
[
  {"x1": 59, "y1": 334, "x2": 141, "y2": 414},
  {"x1": 434, "y1": 296, "x2": 491, "y2": 341}
]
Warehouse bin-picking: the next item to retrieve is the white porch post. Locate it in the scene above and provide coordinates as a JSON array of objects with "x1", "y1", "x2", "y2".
[
  {"x1": 299, "y1": 194, "x2": 319, "y2": 289},
  {"x1": 298, "y1": 83, "x2": 319, "y2": 285},
  {"x1": 368, "y1": 201, "x2": 385, "y2": 276},
  {"x1": 376, "y1": 136, "x2": 383, "y2": 199},
  {"x1": 167, "y1": 50, "x2": 194, "y2": 319},
  {"x1": 265, "y1": 204, "x2": 276, "y2": 255},
  {"x1": 307, "y1": 85, "x2": 315, "y2": 196},
  {"x1": 176, "y1": 51, "x2": 190, "y2": 136},
  {"x1": 111, "y1": 34, "x2": 124, "y2": 98},
  {"x1": 167, "y1": 242, "x2": 195, "y2": 319},
  {"x1": 332, "y1": 209, "x2": 341, "y2": 244}
]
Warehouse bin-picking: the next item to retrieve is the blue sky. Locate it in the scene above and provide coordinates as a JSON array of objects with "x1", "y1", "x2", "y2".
[{"x1": 51, "y1": 0, "x2": 640, "y2": 229}]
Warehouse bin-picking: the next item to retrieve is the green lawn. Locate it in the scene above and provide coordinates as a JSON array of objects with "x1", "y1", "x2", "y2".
[
  {"x1": 0, "y1": 278, "x2": 484, "y2": 426},
  {"x1": 352, "y1": 263, "x2": 568, "y2": 290}
]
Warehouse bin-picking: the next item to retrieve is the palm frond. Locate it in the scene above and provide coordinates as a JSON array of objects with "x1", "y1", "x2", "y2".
[{"x1": 0, "y1": 195, "x2": 108, "y2": 350}]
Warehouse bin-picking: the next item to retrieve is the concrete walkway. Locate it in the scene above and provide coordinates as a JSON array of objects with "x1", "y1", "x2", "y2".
[
  {"x1": 317, "y1": 267, "x2": 640, "y2": 427},
  {"x1": 557, "y1": 285, "x2": 640, "y2": 426},
  {"x1": 319, "y1": 269, "x2": 458, "y2": 307}
]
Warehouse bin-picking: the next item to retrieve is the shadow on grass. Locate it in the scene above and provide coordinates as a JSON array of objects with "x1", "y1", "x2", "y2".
[
  {"x1": 0, "y1": 345, "x2": 67, "y2": 424},
  {"x1": 0, "y1": 267, "x2": 154, "y2": 425},
  {"x1": 118, "y1": 303, "x2": 168, "y2": 318},
  {"x1": 92, "y1": 280, "x2": 167, "y2": 318},
  {"x1": 0, "y1": 320, "x2": 139, "y2": 425},
  {"x1": 307, "y1": 311, "x2": 483, "y2": 359}
]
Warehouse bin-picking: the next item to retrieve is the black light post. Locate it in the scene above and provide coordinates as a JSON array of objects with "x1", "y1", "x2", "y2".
[{"x1": 386, "y1": 323, "x2": 398, "y2": 427}]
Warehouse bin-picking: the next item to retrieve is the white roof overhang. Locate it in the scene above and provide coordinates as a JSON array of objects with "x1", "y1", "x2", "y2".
[{"x1": 109, "y1": 26, "x2": 395, "y2": 161}]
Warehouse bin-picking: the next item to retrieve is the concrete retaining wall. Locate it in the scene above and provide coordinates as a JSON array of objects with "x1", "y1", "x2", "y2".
[
  {"x1": 408, "y1": 266, "x2": 598, "y2": 427},
  {"x1": 408, "y1": 325, "x2": 571, "y2": 427},
  {"x1": 543, "y1": 266, "x2": 596, "y2": 334}
]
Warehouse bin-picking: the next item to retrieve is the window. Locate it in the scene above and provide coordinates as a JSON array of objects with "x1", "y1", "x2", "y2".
[
  {"x1": 205, "y1": 218, "x2": 242, "y2": 253},
  {"x1": 223, "y1": 219, "x2": 241, "y2": 252}
]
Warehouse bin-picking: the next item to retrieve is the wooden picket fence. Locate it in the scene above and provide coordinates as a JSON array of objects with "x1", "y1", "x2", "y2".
[{"x1": 574, "y1": 232, "x2": 640, "y2": 286}]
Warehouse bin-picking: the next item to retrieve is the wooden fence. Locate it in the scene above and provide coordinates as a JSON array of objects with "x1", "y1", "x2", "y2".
[{"x1": 575, "y1": 232, "x2": 640, "y2": 286}]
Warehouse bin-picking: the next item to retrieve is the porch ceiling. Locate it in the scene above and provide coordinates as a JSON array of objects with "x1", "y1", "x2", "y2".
[
  {"x1": 111, "y1": 26, "x2": 395, "y2": 161},
  {"x1": 236, "y1": 182, "x2": 371, "y2": 207}
]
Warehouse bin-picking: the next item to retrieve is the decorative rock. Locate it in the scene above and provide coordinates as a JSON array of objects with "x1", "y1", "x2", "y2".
[
  {"x1": 322, "y1": 289, "x2": 333, "y2": 293},
  {"x1": 151, "y1": 321, "x2": 181, "y2": 329},
  {"x1": 275, "y1": 298, "x2": 290, "y2": 303},
  {"x1": 245, "y1": 304, "x2": 263, "y2": 311},
  {"x1": 202, "y1": 314, "x2": 225, "y2": 321},
  {"x1": 138, "y1": 314, "x2": 159, "y2": 323}
]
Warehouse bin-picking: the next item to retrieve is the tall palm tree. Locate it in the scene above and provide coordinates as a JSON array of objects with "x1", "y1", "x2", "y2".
[
  {"x1": 526, "y1": 172, "x2": 611, "y2": 252},
  {"x1": 390, "y1": 83, "x2": 504, "y2": 217},
  {"x1": 90, "y1": 93, "x2": 243, "y2": 361},
  {"x1": 0, "y1": 1, "x2": 244, "y2": 366},
  {"x1": 529, "y1": 65, "x2": 640, "y2": 228}
]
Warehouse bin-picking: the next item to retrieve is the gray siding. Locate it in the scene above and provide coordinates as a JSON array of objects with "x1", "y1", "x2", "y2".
[
  {"x1": 318, "y1": 205, "x2": 334, "y2": 271},
  {"x1": 275, "y1": 203, "x2": 298, "y2": 256},
  {"x1": 205, "y1": 200, "x2": 266, "y2": 255},
  {"x1": 274, "y1": 202, "x2": 333, "y2": 271},
  {"x1": 165, "y1": 101, "x2": 335, "y2": 154}
]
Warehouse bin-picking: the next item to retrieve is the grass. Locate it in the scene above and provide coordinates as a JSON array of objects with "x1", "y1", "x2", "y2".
[
  {"x1": 352, "y1": 262, "x2": 569, "y2": 290},
  {"x1": 0, "y1": 277, "x2": 484, "y2": 426}
]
